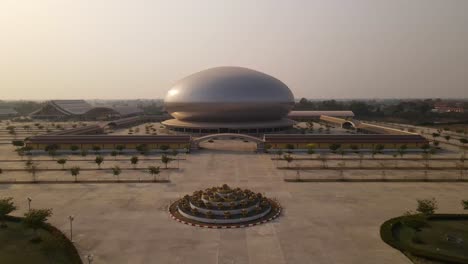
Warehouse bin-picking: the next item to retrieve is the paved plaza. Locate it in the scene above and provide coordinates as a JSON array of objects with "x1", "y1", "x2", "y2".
[{"x1": 1, "y1": 142, "x2": 467, "y2": 264}]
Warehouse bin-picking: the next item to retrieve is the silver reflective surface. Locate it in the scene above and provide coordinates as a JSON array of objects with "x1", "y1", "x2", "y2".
[{"x1": 164, "y1": 67, "x2": 295, "y2": 122}]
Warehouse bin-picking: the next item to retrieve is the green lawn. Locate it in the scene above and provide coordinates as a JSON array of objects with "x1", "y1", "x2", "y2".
[
  {"x1": 0, "y1": 220, "x2": 81, "y2": 264},
  {"x1": 381, "y1": 215, "x2": 468, "y2": 264}
]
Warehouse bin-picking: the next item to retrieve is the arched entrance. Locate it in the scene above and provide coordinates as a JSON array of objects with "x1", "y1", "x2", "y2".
[{"x1": 191, "y1": 133, "x2": 265, "y2": 152}]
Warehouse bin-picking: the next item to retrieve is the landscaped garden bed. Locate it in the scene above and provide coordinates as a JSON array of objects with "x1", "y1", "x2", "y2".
[
  {"x1": 169, "y1": 184, "x2": 281, "y2": 228},
  {"x1": 0, "y1": 215, "x2": 82, "y2": 264},
  {"x1": 381, "y1": 212, "x2": 468, "y2": 263}
]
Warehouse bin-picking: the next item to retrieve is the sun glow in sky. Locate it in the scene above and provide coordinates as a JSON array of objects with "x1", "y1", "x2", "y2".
[{"x1": 1, "y1": 0, "x2": 467, "y2": 100}]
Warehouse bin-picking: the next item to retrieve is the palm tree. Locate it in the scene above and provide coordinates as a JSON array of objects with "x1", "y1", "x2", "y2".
[
  {"x1": 70, "y1": 166, "x2": 80, "y2": 182},
  {"x1": 95, "y1": 156, "x2": 104, "y2": 169},
  {"x1": 148, "y1": 166, "x2": 160, "y2": 182},
  {"x1": 112, "y1": 166, "x2": 122, "y2": 182},
  {"x1": 130, "y1": 156, "x2": 139, "y2": 169}
]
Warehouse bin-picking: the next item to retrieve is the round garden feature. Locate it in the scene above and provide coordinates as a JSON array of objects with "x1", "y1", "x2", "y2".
[{"x1": 169, "y1": 184, "x2": 281, "y2": 228}]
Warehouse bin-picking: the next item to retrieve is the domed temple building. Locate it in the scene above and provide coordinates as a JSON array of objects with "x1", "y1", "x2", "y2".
[{"x1": 162, "y1": 67, "x2": 296, "y2": 134}]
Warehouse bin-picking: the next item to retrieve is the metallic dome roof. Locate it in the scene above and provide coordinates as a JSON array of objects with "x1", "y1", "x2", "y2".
[{"x1": 164, "y1": 67, "x2": 295, "y2": 122}]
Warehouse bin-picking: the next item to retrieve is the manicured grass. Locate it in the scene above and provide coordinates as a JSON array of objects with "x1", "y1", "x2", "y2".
[
  {"x1": 0, "y1": 218, "x2": 82, "y2": 264},
  {"x1": 381, "y1": 214, "x2": 468, "y2": 264}
]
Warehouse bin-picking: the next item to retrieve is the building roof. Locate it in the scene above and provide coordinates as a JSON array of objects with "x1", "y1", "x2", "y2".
[
  {"x1": 112, "y1": 106, "x2": 144, "y2": 116},
  {"x1": 264, "y1": 134, "x2": 428, "y2": 144},
  {"x1": 44, "y1": 124, "x2": 104, "y2": 135},
  {"x1": 50, "y1": 100, "x2": 93, "y2": 115},
  {"x1": 26, "y1": 135, "x2": 192, "y2": 145},
  {"x1": 30, "y1": 100, "x2": 144, "y2": 119},
  {"x1": 288, "y1": 111, "x2": 354, "y2": 118}
]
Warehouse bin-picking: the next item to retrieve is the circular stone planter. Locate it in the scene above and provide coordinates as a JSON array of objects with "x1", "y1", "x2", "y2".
[{"x1": 169, "y1": 185, "x2": 282, "y2": 228}]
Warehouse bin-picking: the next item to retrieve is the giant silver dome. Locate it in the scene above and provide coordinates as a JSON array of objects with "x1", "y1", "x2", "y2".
[{"x1": 164, "y1": 67, "x2": 295, "y2": 122}]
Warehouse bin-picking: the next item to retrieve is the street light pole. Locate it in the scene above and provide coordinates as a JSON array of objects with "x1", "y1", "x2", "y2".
[
  {"x1": 86, "y1": 254, "x2": 94, "y2": 264},
  {"x1": 27, "y1": 197, "x2": 32, "y2": 211},
  {"x1": 69, "y1": 215, "x2": 74, "y2": 242}
]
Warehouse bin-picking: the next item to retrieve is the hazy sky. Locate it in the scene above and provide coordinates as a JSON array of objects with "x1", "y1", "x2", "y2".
[{"x1": 1, "y1": 0, "x2": 467, "y2": 100}]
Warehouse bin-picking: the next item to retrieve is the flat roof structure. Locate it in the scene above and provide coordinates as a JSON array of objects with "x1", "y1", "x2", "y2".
[
  {"x1": 264, "y1": 134, "x2": 428, "y2": 144},
  {"x1": 288, "y1": 111, "x2": 354, "y2": 120},
  {"x1": 44, "y1": 124, "x2": 105, "y2": 136},
  {"x1": 162, "y1": 118, "x2": 295, "y2": 134},
  {"x1": 25, "y1": 135, "x2": 191, "y2": 145}
]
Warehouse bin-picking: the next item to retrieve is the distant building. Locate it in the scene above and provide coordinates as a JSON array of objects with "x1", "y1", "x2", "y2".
[
  {"x1": 30, "y1": 100, "x2": 143, "y2": 120},
  {"x1": 432, "y1": 103, "x2": 464, "y2": 113},
  {"x1": 0, "y1": 108, "x2": 18, "y2": 119},
  {"x1": 288, "y1": 111, "x2": 354, "y2": 122}
]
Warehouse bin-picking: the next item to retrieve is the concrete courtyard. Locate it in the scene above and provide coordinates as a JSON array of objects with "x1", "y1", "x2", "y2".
[{"x1": 2, "y1": 143, "x2": 467, "y2": 264}]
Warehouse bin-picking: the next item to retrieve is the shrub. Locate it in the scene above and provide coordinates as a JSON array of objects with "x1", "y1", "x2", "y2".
[{"x1": 416, "y1": 198, "x2": 437, "y2": 215}]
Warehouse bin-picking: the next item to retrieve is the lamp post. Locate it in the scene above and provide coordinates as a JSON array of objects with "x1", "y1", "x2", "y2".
[
  {"x1": 68, "y1": 215, "x2": 74, "y2": 242},
  {"x1": 27, "y1": 197, "x2": 32, "y2": 211},
  {"x1": 86, "y1": 254, "x2": 94, "y2": 264}
]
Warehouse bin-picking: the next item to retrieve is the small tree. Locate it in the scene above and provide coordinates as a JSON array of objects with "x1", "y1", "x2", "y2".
[
  {"x1": 12, "y1": 140, "x2": 24, "y2": 148},
  {"x1": 48, "y1": 149, "x2": 57, "y2": 160},
  {"x1": 329, "y1": 144, "x2": 341, "y2": 154},
  {"x1": 70, "y1": 145, "x2": 79, "y2": 154},
  {"x1": 92, "y1": 146, "x2": 101, "y2": 155},
  {"x1": 397, "y1": 145, "x2": 407, "y2": 158},
  {"x1": 161, "y1": 154, "x2": 172, "y2": 169},
  {"x1": 115, "y1": 145, "x2": 125, "y2": 153},
  {"x1": 283, "y1": 154, "x2": 293, "y2": 168},
  {"x1": 0, "y1": 197, "x2": 17, "y2": 228},
  {"x1": 171, "y1": 149, "x2": 179, "y2": 168},
  {"x1": 26, "y1": 162, "x2": 39, "y2": 182},
  {"x1": 130, "y1": 156, "x2": 139, "y2": 169},
  {"x1": 112, "y1": 166, "x2": 122, "y2": 181},
  {"x1": 95, "y1": 156, "x2": 104, "y2": 169},
  {"x1": 57, "y1": 158, "x2": 67, "y2": 170},
  {"x1": 350, "y1": 145, "x2": 359, "y2": 154},
  {"x1": 462, "y1": 200, "x2": 468, "y2": 210},
  {"x1": 160, "y1": 145, "x2": 170, "y2": 152},
  {"x1": 416, "y1": 198, "x2": 437, "y2": 215},
  {"x1": 306, "y1": 144, "x2": 316, "y2": 155},
  {"x1": 285, "y1": 144, "x2": 295, "y2": 153},
  {"x1": 432, "y1": 133, "x2": 440, "y2": 139},
  {"x1": 421, "y1": 152, "x2": 431, "y2": 168},
  {"x1": 70, "y1": 166, "x2": 80, "y2": 182},
  {"x1": 111, "y1": 150, "x2": 118, "y2": 160},
  {"x1": 148, "y1": 166, "x2": 160, "y2": 182},
  {"x1": 23, "y1": 208, "x2": 53, "y2": 242},
  {"x1": 136, "y1": 144, "x2": 148, "y2": 155},
  {"x1": 444, "y1": 135, "x2": 451, "y2": 142},
  {"x1": 374, "y1": 144, "x2": 385, "y2": 154},
  {"x1": 80, "y1": 149, "x2": 88, "y2": 157}
]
